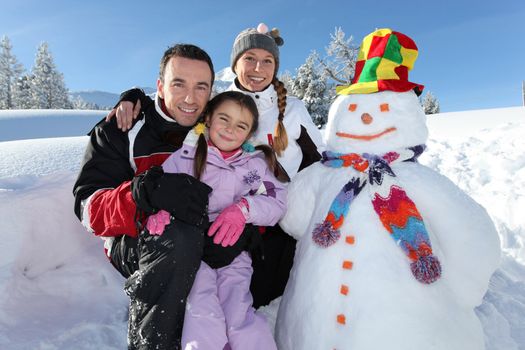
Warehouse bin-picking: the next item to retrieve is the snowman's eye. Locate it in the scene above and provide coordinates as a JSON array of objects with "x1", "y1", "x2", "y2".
[
  {"x1": 380, "y1": 103, "x2": 389, "y2": 112},
  {"x1": 348, "y1": 103, "x2": 357, "y2": 112}
]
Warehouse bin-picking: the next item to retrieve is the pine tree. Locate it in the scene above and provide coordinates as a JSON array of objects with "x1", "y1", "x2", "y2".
[
  {"x1": 71, "y1": 95, "x2": 99, "y2": 110},
  {"x1": 30, "y1": 42, "x2": 71, "y2": 109},
  {"x1": 0, "y1": 36, "x2": 25, "y2": 109},
  {"x1": 292, "y1": 51, "x2": 331, "y2": 127},
  {"x1": 278, "y1": 70, "x2": 295, "y2": 96},
  {"x1": 13, "y1": 75, "x2": 33, "y2": 109},
  {"x1": 318, "y1": 27, "x2": 359, "y2": 86},
  {"x1": 421, "y1": 91, "x2": 440, "y2": 114}
]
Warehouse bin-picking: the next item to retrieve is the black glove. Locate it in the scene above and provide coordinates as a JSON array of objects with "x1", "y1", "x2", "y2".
[
  {"x1": 131, "y1": 166, "x2": 212, "y2": 226},
  {"x1": 202, "y1": 224, "x2": 261, "y2": 269}
]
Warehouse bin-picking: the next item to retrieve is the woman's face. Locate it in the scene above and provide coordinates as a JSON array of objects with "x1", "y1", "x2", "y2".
[{"x1": 234, "y1": 48, "x2": 276, "y2": 92}]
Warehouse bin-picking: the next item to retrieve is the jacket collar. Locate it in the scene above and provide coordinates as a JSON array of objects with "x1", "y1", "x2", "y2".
[
  {"x1": 179, "y1": 127, "x2": 261, "y2": 168},
  {"x1": 229, "y1": 79, "x2": 277, "y2": 112}
]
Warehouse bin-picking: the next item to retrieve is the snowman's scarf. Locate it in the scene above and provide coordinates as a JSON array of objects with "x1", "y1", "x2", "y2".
[{"x1": 313, "y1": 145, "x2": 441, "y2": 284}]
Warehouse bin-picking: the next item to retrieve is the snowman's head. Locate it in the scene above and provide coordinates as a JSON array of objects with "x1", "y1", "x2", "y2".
[{"x1": 324, "y1": 89, "x2": 428, "y2": 155}]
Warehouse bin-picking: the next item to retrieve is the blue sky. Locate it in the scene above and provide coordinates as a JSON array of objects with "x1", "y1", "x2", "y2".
[{"x1": 1, "y1": 0, "x2": 524, "y2": 112}]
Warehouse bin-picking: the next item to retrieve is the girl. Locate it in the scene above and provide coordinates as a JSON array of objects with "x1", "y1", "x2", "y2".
[{"x1": 145, "y1": 91, "x2": 284, "y2": 350}]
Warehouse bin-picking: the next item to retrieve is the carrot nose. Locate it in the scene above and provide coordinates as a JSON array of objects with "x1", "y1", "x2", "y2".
[{"x1": 361, "y1": 113, "x2": 373, "y2": 125}]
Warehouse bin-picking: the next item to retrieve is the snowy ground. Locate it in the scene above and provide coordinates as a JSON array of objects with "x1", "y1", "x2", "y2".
[{"x1": 0, "y1": 107, "x2": 524, "y2": 349}]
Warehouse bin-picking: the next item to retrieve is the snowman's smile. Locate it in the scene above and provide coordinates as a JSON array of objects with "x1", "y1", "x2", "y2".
[{"x1": 336, "y1": 127, "x2": 397, "y2": 141}]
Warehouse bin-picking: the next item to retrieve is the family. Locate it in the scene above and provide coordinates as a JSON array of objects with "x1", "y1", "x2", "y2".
[
  {"x1": 73, "y1": 25, "x2": 500, "y2": 350},
  {"x1": 73, "y1": 23, "x2": 323, "y2": 350}
]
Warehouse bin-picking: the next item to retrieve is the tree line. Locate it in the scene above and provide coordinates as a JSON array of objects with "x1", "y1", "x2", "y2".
[{"x1": 0, "y1": 36, "x2": 100, "y2": 110}]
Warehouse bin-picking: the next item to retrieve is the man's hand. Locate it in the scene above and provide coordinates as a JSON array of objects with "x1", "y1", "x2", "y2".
[
  {"x1": 131, "y1": 166, "x2": 212, "y2": 226},
  {"x1": 105, "y1": 100, "x2": 141, "y2": 131}
]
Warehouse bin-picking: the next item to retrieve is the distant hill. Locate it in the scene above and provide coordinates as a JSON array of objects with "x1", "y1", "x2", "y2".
[
  {"x1": 69, "y1": 91, "x2": 120, "y2": 110},
  {"x1": 70, "y1": 68, "x2": 236, "y2": 108},
  {"x1": 213, "y1": 67, "x2": 235, "y2": 94},
  {"x1": 69, "y1": 87, "x2": 156, "y2": 110}
]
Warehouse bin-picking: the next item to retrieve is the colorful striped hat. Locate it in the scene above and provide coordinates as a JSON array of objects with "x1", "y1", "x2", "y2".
[{"x1": 337, "y1": 28, "x2": 424, "y2": 95}]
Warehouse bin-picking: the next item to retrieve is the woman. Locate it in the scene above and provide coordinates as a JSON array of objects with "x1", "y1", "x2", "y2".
[
  {"x1": 108, "y1": 23, "x2": 325, "y2": 308},
  {"x1": 227, "y1": 23, "x2": 324, "y2": 307}
]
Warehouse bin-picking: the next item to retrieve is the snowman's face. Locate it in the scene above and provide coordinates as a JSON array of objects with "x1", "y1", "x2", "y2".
[{"x1": 324, "y1": 90, "x2": 428, "y2": 154}]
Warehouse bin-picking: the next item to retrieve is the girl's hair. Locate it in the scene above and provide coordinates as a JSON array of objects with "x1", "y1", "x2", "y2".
[
  {"x1": 271, "y1": 77, "x2": 288, "y2": 156},
  {"x1": 193, "y1": 91, "x2": 278, "y2": 180}
]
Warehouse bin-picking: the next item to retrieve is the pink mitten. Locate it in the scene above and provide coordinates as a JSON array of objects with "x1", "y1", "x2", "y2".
[
  {"x1": 208, "y1": 201, "x2": 248, "y2": 247},
  {"x1": 145, "y1": 210, "x2": 171, "y2": 235}
]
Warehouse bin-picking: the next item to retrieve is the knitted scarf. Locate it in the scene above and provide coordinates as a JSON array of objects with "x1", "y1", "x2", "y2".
[{"x1": 312, "y1": 145, "x2": 441, "y2": 284}]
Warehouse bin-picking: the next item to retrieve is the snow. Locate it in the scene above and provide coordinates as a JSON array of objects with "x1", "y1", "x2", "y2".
[
  {"x1": 214, "y1": 67, "x2": 236, "y2": 82},
  {"x1": 0, "y1": 106, "x2": 524, "y2": 349},
  {"x1": 0, "y1": 109, "x2": 106, "y2": 142}
]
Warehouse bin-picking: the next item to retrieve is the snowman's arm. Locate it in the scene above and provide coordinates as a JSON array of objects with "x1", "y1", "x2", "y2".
[
  {"x1": 396, "y1": 164, "x2": 500, "y2": 306},
  {"x1": 279, "y1": 166, "x2": 319, "y2": 239}
]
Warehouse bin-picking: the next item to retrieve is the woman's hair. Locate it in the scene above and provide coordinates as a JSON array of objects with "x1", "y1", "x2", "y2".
[
  {"x1": 271, "y1": 77, "x2": 288, "y2": 156},
  {"x1": 193, "y1": 91, "x2": 278, "y2": 180}
]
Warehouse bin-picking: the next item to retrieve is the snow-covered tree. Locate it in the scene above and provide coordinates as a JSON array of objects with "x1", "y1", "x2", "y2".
[
  {"x1": 13, "y1": 75, "x2": 33, "y2": 109},
  {"x1": 30, "y1": 42, "x2": 71, "y2": 109},
  {"x1": 421, "y1": 91, "x2": 440, "y2": 114},
  {"x1": 0, "y1": 36, "x2": 25, "y2": 109},
  {"x1": 70, "y1": 95, "x2": 100, "y2": 110},
  {"x1": 318, "y1": 27, "x2": 359, "y2": 87},
  {"x1": 288, "y1": 27, "x2": 359, "y2": 127},
  {"x1": 292, "y1": 51, "x2": 331, "y2": 127},
  {"x1": 278, "y1": 70, "x2": 295, "y2": 96}
]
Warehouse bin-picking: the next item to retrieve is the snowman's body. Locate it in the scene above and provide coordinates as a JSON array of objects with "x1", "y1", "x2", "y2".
[{"x1": 275, "y1": 91, "x2": 500, "y2": 350}]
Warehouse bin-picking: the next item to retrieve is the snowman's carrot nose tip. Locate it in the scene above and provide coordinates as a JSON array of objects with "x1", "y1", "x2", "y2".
[{"x1": 361, "y1": 113, "x2": 373, "y2": 125}]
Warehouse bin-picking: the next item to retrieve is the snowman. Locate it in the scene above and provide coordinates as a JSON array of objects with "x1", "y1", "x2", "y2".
[{"x1": 275, "y1": 29, "x2": 500, "y2": 350}]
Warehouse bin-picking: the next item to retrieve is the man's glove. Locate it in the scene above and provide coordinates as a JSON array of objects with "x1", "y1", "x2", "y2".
[
  {"x1": 202, "y1": 224, "x2": 260, "y2": 269},
  {"x1": 131, "y1": 166, "x2": 212, "y2": 226}
]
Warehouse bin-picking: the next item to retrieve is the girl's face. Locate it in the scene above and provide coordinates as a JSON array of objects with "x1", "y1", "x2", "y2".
[
  {"x1": 207, "y1": 99, "x2": 254, "y2": 152},
  {"x1": 234, "y1": 48, "x2": 276, "y2": 92}
]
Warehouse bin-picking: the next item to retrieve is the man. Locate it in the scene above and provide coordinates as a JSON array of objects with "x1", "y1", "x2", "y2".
[{"x1": 73, "y1": 44, "x2": 214, "y2": 350}]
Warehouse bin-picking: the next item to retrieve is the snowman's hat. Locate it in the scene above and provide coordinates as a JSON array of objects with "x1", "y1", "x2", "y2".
[{"x1": 337, "y1": 28, "x2": 424, "y2": 95}]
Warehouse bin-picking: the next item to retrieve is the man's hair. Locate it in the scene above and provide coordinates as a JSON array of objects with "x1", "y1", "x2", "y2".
[{"x1": 159, "y1": 44, "x2": 215, "y2": 84}]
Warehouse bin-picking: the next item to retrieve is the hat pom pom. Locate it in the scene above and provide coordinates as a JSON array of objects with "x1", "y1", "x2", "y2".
[
  {"x1": 270, "y1": 28, "x2": 284, "y2": 46},
  {"x1": 257, "y1": 23, "x2": 269, "y2": 34},
  {"x1": 410, "y1": 255, "x2": 442, "y2": 284}
]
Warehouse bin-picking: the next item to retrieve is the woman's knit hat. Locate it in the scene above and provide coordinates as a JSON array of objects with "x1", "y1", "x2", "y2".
[{"x1": 231, "y1": 23, "x2": 284, "y2": 76}]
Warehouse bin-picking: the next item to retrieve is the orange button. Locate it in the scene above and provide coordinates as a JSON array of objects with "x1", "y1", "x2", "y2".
[
  {"x1": 345, "y1": 235, "x2": 355, "y2": 244},
  {"x1": 342, "y1": 260, "x2": 353, "y2": 269},
  {"x1": 337, "y1": 314, "x2": 346, "y2": 325},
  {"x1": 340, "y1": 284, "x2": 349, "y2": 295}
]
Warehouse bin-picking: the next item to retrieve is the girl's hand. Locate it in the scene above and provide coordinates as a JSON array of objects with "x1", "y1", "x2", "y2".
[
  {"x1": 145, "y1": 210, "x2": 171, "y2": 235},
  {"x1": 208, "y1": 202, "x2": 248, "y2": 247}
]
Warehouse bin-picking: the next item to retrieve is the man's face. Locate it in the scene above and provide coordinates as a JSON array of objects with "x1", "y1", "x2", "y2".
[{"x1": 157, "y1": 56, "x2": 212, "y2": 126}]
